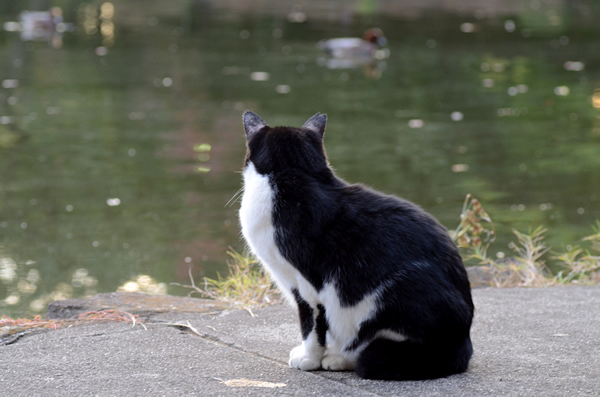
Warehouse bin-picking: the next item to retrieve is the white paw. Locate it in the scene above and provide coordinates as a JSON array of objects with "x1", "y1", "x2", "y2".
[
  {"x1": 321, "y1": 354, "x2": 355, "y2": 371},
  {"x1": 289, "y1": 345, "x2": 321, "y2": 371}
]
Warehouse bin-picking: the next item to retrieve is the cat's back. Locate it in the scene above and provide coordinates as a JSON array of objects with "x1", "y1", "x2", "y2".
[
  {"x1": 324, "y1": 182, "x2": 449, "y2": 238},
  {"x1": 316, "y1": 181, "x2": 467, "y2": 278}
]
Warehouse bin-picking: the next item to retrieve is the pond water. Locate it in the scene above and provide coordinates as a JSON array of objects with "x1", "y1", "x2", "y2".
[{"x1": 1, "y1": 1, "x2": 600, "y2": 317}]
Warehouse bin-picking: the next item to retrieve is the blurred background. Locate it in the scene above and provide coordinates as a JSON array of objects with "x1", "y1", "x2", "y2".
[{"x1": 1, "y1": 0, "x2": 599, "y2": 317}]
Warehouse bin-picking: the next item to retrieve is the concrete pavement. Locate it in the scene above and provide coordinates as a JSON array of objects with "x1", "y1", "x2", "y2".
[{"x1": 1, "y1": 286, "x2": 599, "y2": 396}]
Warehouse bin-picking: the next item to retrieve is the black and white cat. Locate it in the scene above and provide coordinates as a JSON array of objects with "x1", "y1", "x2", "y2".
[{"x1": 239, "y1": 111, "x2": 474, "y2": 380}]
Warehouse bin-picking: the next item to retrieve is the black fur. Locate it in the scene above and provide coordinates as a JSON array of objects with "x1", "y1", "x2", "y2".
[
  {"x1": 356, "y1": 336, "x2": 473, "y2": 380},
  {"x1": 292, "y1": 288, "x2": 314, "y2": 340},
  {"x1": 242, "y1": 111, "x2": 474, "y2": 380},
  {"x1": 315, "y1": 304, "x2": 328, "y2": 347}
]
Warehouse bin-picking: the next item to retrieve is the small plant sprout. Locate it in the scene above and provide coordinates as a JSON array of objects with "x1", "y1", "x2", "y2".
[
  {"x1": 583, "y1": 220, "x2": 600, "y2": 252},
  {"x1": 553, "y1": 221, "x2": 600, "y2": 285},
  {"x1": 453, "y1": 194, "x2": 496, "y2": 264},
  {"x1": 491, "y1": 227, "x2": 551, "y2": 288}
]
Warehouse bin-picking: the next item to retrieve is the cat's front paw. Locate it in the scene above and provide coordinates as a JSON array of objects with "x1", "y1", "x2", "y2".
[
  {"x1": 321, "y1": 354, "x2": 355, "y2": 371},
  {"x1": 289, "y1": 345, "x2": 321, "y2": 371}
]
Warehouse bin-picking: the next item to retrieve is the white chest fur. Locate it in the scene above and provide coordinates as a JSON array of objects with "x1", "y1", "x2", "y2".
[{"x1": 239, "y1": 162, "x2": 309, "y2": 301}]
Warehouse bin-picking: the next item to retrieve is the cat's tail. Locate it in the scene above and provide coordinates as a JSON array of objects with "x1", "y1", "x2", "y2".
[{"x1": 355, "y1": 335, "x2": 473, "y2": 381}]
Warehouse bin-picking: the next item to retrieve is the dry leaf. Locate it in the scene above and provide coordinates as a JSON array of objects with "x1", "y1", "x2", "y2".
[{"x1": 223, "y1": 379, "x2": 286, "y2": 388}]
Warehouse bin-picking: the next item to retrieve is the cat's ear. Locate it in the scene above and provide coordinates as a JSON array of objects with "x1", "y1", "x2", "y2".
[
  {"x1": 243, "y1": 111, "x2": 268, "y2": 138},
  {"x1": 302, "y1": 113, "x2": 327, "y2": 136}
]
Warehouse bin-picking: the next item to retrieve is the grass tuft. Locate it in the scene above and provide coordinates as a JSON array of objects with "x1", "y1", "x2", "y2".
[
  {"x1": 171, "y1": 248, "x2": 280, "y2": 312},
  {"x1": 454, "y1": 195, "x2": 600, "y2": 287}
]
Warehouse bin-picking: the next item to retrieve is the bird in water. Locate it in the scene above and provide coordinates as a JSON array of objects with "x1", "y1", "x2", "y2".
[
  {"x1": 317, "y1": 28, "x2": 387, "y2": 59},
  {"x1": 317, "y1": 28, "x2": 389, "y2": 78}
]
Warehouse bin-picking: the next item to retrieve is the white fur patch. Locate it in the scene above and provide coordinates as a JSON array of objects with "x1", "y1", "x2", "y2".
[
  {"x1": 239, "y1": 162, "x2": 300, "y2": 302},
  {"x1": 375, "y1": 329, "x2": 408, "y2": 343},
  {"x1": 319, "y1": 283, "x2": 380, "y2": 364},
  {"x1": 240, "y1": 162, "x2": 321, "y2": 303}
]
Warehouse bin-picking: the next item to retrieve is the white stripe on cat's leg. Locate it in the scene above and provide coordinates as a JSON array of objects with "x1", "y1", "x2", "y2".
[
  {"x1": 289, "y1": 289, "x2": 324, "y2": 371},
  {"x1": 319, "y1": 283, "x2": 381, "y2": 371},
  {"x1": 322, "y1": 329, "x2": 406, "y2": 371}
]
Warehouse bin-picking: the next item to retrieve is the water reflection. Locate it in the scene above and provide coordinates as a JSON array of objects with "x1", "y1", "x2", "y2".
[
  {"x1": 118, "y1": 274, "x2": 167, "y2": 295},
  {"x1": 0, "y1": 1, "x2": 599, "y2": 317},
  {"x1": 1, "y1": 251, "x2": 98, "y2": 313}
]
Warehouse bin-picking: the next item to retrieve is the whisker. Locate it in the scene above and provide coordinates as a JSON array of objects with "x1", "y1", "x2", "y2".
[{"x1": 226, "y1": 187, "x2": 244, "y2": 207}]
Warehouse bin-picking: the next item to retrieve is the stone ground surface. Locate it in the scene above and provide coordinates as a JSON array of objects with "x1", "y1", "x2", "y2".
[{"x1": 1, "y1": 286, "x2": 599, "y2": 396}]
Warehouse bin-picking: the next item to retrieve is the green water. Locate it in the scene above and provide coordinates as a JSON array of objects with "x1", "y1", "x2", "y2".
[{"x1": 1, "y1": 1, "x2": 600, "y2": 317}]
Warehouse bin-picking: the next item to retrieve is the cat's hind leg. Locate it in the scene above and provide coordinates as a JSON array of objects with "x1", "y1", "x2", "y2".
[
  {"x1": 320, "y1": 318, "x2": 356, "y2": 371},
  {"x1": 321, "y1": 328, "x2": 356, "y2": 371},
  {"x1": 355, "y1": 336, "x2": 473, "y2": 380},
  {"x1": 289, "y1": 290, "x2": 327, "y2": 371}
]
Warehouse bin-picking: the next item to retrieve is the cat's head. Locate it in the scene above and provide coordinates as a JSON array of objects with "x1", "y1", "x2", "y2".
[{"x1": 242, "y1": 111, "x2": 330, "y2": 176}]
